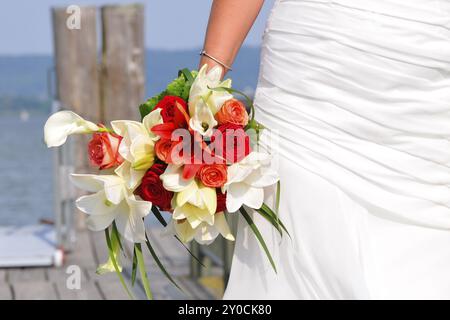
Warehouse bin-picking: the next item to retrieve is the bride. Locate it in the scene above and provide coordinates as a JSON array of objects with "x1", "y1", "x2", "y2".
[{"x1": 199, "y1": 0, "x2": 450, "y2": 299}]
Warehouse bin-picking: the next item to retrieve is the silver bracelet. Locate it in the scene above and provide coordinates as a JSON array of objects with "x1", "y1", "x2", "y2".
[{"x1": 199, "y1": 50, "x2": 233, "y2": 71}]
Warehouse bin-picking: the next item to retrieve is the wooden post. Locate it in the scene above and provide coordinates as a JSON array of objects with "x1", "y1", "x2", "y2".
[
  {"x1": 52, "y1": 6, "x2": 100, "y2": 230},
  {"x1": 101, "y1": 4, "x2": 145, "y2": 123},
  {"x1": 52, "y1": 4, "x2": 145, "y2": 232},
  {"x1": 52, "y1": 6, "x2": 100, "y2": 123}
]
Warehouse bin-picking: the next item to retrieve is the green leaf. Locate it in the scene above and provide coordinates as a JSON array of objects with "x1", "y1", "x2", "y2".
[
  {"x1": 139, "y1": 97, "x2": 157, "y2": 119},
  {"x1": 139, "y1": 91, "x2": 167, "y2": 119},
  {"x1": 256, "y1": 207, "x2": 283, "y2": 238},
  {"x1": 135, "y1": 243, "x2": 153, "y2": 300},
  {"x1": 245, "y1": 118, "x2": 265, "y2": 131},
  {"x1": 239, "y1": 207, "x2": 277, "y2": 273},
  {"x1": 274, "y1": 181, "x2": 285, "y2": 236},
  {"x1": 275, "y1": 181, "x2": 281, "y2": 216},
  {"x1": 139, "y1": 68, "x2": 196, "y2": 120},
  {"x1": 112, "y1": 222, "x2": 124, "y2": 252},
  {"x1": 174, "y1": 235, "x2": 205, "y2": 268},
  {"x1": 163, "y1": 68, "x2": 198, "y2": 100},
  {"x1": 104, "y1": 228, "x2": 134, "y2": 299},
  {"x1": 145, "y1": 233, "x2": 183, "y2": 292},
  {"x1": 151, "y1": 206, "x2": 168, "y2": 227},
  {"x1": 96, "y1": 225, "x2": 123, "y2": 275},
  {"x1": 260, "y1": 202, "x2": 291, "y2": 238},
  {"x1": 151, "y1": 206, "x2": 204, "y2": 267},
  {"x1": 179, "y1": 68, "x2": 194, "y2": 83},
  {"x1": 131, "y1": 246, "x2": 138, "y2": 286}
]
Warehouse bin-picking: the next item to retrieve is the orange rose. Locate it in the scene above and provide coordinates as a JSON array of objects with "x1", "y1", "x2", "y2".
[
  {"x1": 155, "y1": 139, "x2": 174, "y2": 163},
  {"x1": 215, "y1": 99, "x2": 249, "y2": 126},
  {"x1": 196, "y1": 164, "x2": 227, "y2": 188}
]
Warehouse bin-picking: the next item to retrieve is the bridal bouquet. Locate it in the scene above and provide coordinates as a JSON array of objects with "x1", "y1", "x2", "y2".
[{"x1": 44, "y1": 65, "x2": 288, "y2": 299}]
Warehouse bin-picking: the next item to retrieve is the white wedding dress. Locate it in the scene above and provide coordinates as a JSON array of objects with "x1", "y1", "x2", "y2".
[{"x1": 224, "y1": 0, "x2": 450, "y2": 299}]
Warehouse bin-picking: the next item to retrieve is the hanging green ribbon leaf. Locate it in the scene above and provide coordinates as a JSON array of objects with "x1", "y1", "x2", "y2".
[
  {"x1": 275, "y1": 181, "x2": 281, "y2": 217},
  {"x1": 174, "y1": 235, "x2": 205, "y2": 267},
  {"x1": 112, "y1": 222, "x2": 124, "y2": 252},
  {"x1": 151, "y1": 205, "x2": 205, "y2": 267},
  {"x1": 96, "y1": 224, "x2": 123, "y2": 275},
  {"x1": 131, "y1": 246, "x2": 138, "y2": 287},
  {"x1": 239, "y1": 207, "x2": 277, "y2": 273},
  {"x1": 145, "y1": 233, "x2": 183, "y2": 292},
  {"x1": 260, "y1": 202, "x2": 291, "y2": 238},
  {"x1": 256, "y1": 207, "x2": 283, "y2": 238},
  {"x1": 104, "y1": 228, "x2": 134, "y2": 299},
  {"x1": 151, "y1": 206, "x2": 168, "y2": 227},
  {"x1": 135, "y1": 243, "x2": 153, "y2": 300}
]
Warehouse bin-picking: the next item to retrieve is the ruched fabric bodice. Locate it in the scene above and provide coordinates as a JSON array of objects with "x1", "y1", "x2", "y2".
[{"x1": 255, "y1": 0, "x2": 450, "y2": 229}]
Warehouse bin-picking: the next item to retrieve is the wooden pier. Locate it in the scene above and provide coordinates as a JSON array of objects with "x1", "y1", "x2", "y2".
[{"x1": 0, "y1": 226, "x2": 216, "y2": 300}]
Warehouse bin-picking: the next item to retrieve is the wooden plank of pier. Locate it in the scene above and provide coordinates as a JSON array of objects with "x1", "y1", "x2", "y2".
[{"x1": 0, "y1": 283, "x2": 12, "y2": 300}]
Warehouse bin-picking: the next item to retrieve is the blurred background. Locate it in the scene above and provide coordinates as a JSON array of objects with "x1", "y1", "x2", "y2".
[{"x1": 0, "y1": 0, "x2": 274, "y2": 300}]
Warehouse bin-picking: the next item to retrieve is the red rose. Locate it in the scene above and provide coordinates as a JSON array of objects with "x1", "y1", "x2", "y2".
[
  {"x1": 212, "y1": 124, "x2": 251, "y2": 163},
  {"x1": 88, "y1": 126, "x2": 123, "y2": 170},
  {"x1": 196, "y1": 164, "x2": 227, "y2": 188},
  {"x1": 154, "y1": 96, "x2": 188, "y2": 127},
  {"x1": 137, "y1": 163, "x2": 173, "y2": 211},
  {"x1": 216, "y1": 189, "x2": 227, "y2": 213}
]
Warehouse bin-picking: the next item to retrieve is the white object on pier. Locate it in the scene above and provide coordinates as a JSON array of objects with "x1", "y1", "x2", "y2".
[{"x1": 0, "y1": 225, "x2": 63, "y2": 268}]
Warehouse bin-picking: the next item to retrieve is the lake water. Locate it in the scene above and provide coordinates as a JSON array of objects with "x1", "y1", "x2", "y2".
[{"x1": 0, "y1": 114, "x2": 53, "y2": 225}]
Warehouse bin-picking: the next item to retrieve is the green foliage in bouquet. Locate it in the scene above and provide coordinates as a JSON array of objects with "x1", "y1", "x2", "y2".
[
  {"x1": 138, "y1": 92, "x2": 165, "y2": 119},
  {"x1": 166, "y1": 69, "x2": 198, "y2": 100},
  {"x1": 139, "y1": 69, "x2": 198, "y2": 120}
]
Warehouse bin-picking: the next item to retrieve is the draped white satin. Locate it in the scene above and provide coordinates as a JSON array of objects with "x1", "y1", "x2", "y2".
[{"x1": 224, "y1": 0, "x2": 450, "y2": 299}]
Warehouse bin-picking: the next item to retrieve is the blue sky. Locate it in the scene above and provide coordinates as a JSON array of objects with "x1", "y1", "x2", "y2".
[{"x1": 0, "y1": 0, "x2": 273, "y2": 55}]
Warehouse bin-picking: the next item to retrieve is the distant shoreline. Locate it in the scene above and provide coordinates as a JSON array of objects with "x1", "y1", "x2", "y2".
[
  {"x1": 0, "y1": 46, "x2": 261, "y2": 58},
  {"x1": 0, "y1": 47, "x2": 261, "y2": 115}
]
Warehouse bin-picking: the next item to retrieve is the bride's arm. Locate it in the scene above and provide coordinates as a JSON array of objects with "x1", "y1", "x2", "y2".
[{"x1": 200, "y1": 0, "x2": 265, "y2": 73}]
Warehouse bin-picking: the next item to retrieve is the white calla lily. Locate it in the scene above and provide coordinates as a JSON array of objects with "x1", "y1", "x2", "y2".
[
  {"x1": 111, "y1": 108, "x2": 163, "y2": 189},
  {"x1": 188, "y1": 99, "x2": 218, "y2": 137},
  {"x1": 188, "y1": 64, "x2": 233, "y2": 135},
  {"x1": 223, "y1": 152, "x2": 279, "y2": 213},
  {"x1": 70, "y1": 174, "x2": 152, "y2": 243},
  {"x1": 44, "y1": 111, "x2": 99, "y2": 147},
  {"x1": 173, "y1": 213, "x2": 234, "y2": 245}
]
